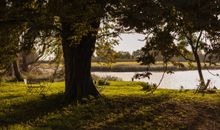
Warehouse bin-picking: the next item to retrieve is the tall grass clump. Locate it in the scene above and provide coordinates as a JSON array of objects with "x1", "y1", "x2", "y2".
[{"x1": 92, "y1": 74, "x2": 122, "y2": 81}]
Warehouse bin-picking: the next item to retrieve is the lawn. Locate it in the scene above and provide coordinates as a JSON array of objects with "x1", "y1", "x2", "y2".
[{"x1": 0, "y1": 81, "x2": 219, "y2": 130}]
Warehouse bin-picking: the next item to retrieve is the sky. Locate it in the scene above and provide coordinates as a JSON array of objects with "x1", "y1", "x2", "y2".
[{"x1": 114, "y1": 33, "x2": 146, "y2": 53}]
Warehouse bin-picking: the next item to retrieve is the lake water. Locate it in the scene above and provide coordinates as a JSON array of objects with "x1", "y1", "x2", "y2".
[{"x1": 93, "y1": 70, "x2": 220, "y2": 89}]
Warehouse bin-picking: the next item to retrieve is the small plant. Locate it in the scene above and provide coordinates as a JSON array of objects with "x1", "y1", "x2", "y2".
[
  {"x1": 102, "y1": 76, "x2": 122, "y2": 81},
  {"x1": 138, "y1": 82, "x2": 152, "y2": 92},
  {"x1": 91, "y1": 74, "x2": 101, "y2": 81},
  {"x1": 206, "y1": 87, "x2": 217, "y2": 94},
  {"x1": 138, "y1": 82, "x2": 158, "y2": 93},
  {"x1": 97, "y1": 79, "x2": 110, "y2": 86},
  {"x1": 179, "y1": 86, "x2": 184, "y2": 92},
  {"x1": 92, "y1": 74, "x2": 122, "y2": 81}
]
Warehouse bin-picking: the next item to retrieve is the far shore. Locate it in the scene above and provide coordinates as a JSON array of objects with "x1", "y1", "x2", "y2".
[{"x1": 91, "y1": 62, "x2": 220, "y2": 72}]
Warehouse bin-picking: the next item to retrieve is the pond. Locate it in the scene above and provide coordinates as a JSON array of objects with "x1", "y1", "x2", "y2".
[{"x1": 93, "y1": 70, "x2": 220, "y2": 89}]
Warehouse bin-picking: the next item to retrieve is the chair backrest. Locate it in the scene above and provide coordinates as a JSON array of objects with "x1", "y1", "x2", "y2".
[{"x1": 24, "y1": 79, "x2": 28, "y2": 84}]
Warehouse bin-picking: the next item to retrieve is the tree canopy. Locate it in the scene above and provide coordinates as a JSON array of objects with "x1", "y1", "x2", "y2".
[
  {"x1": 0, "y1": 0, "x2": 219, "y2": 99},
  {"x1": 110, "y1": 0, "x2": 220, "y2": 89}
]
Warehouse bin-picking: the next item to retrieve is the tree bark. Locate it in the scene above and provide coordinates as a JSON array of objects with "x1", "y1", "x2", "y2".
[
  {"x1": 193, "y1": 50, "x2": 206, "y2": 89},
  {"x1": 61, "y1": 22, "x2": 100, "y2": 102},
  {"x1": 21, "y1": 52, "x2": 29, "y2": 72},
  {"x1": 12, "y1": 60, "x2": 23, "y2": 81},
  {"x1": 188, "y1": 34, "x2": 206, "y2": 91}
]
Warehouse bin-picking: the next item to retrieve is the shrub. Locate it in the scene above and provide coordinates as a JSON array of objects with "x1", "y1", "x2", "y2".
[
  {"x1": 92, "y1": 74, "x2": 122, "y2": 81},
  {"x1": 91, "y1": 74, "x2": 101, "y2": 81},
  {"x1": 97, "y1": 79, "x2": 110, "y2": 86},
  {"x1": 102, "y1": 76, "x2": 122, "y2": 81},
  {"x1": 139, "y1": 82, "x2": 151, "y2": 91},
  {"x1": 138, "y1": 82, "x2": 157, "y2": 92}
]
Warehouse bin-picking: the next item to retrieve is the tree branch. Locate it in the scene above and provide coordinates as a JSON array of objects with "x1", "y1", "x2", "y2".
[
  {"x1": 181, "y1": 29, "x2": 196, "y2": 50},
  {"x1": 176, "y1": 50, "x2": 195, "y2": 62},
  {"x1": 151, "y1": 63, "x2": 168, "y2": 93},
  {"x1": 97, "y1": 32, "x2": 118, "y2": 39},
  {"x1": 195, "y1": 30, "x2": 203, "y2": 51}
]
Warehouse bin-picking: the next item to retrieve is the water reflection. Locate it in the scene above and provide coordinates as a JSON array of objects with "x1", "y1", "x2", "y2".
[{"x1": 93, "y1": 70, "x2": 220, "y2": 89}]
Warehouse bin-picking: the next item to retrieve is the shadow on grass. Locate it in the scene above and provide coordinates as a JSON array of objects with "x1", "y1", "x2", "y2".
[
  {"x1": 0, "y1": 93, "x2": 220, "y2": 130},
  {"x1": 0, "y1": 95, "x2": 22, "y2": 100},
  {"x1": 0, "y1": 93, "x2": 67, "y2": 127},
  {"x1": 186, "y1": 96, "x2": 220, "y2": 130},
  {"x1": 35, "y1": 94, "x2": 173, "y2": 130},
  {"x1": 0, "y1": 93, "x2": 172, "y2": 129},
  {"x1": 89, "y1": 95, "x2": 220, "y2": 130}
]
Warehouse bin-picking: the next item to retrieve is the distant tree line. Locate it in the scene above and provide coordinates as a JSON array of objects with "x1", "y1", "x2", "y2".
[{"x1": 93, "y1": 49, "x2": 209, "y2": 62}]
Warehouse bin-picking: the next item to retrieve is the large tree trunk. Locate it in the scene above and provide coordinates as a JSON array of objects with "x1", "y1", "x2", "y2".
[
  {"x1": 61, "y1": 22, "x2": 100, "y2": 102},
  {"x1": 12, "y1": 60, "x2": 23, "y2": 81}
]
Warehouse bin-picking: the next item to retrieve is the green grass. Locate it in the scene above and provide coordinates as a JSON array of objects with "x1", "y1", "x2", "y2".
[{"x1": 0, "y1": 81, "x2": 220, "y2": 130}]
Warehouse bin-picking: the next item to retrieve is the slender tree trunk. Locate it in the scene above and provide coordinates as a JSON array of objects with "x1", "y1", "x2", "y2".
[
  {"x1": 61, "y1": 22, "x2": 100, "y2": 102},
  {"x1": 188, "y1": 33, "x2": 206, "y2": 91},
  {"x1": 193, "y1": 50, "x2": 205, "y2": 89},
  {"x1": 12, "y1": 60, "x2": 23, "y2": 81},
  {"x1": 21, "y1": 52, "x2": 29, "y2": 72}
]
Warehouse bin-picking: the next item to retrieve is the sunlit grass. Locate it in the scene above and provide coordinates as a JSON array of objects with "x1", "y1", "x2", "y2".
[{"x1": 0, "y1": 81, "x2": 219, "y2": 130}]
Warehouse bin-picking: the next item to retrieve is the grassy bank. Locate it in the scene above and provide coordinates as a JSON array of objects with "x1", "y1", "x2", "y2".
[
  {"x1": 0, "y1": 81, "x2": 220, "y2": 130},
  {"x1": 91, "y1": 62, "x2": 220, "y2": 72}
]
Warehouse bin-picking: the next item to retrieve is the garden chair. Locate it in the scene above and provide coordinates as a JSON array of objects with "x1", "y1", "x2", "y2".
[{"x1": 24, "y1": 79, "x2": 46, "y2": 95}]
